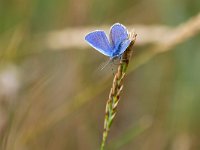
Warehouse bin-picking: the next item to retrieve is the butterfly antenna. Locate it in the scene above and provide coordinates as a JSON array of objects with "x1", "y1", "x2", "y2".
[{"x1": 99, "y1": 59, "x2": 112, "y2": 71}]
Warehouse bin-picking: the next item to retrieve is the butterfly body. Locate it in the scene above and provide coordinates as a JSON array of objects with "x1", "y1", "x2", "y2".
[{"x1": 85, "y1": 23, "x2": 131, "y2": 59}]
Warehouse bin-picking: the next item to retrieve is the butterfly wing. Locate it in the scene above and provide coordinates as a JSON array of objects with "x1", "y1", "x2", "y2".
[
  {"x1": 109, "y1": 23, "x2": 129, "y2": 48},
  {"x1": 85, "y1": 31, "x2": 113, "y2": 57},
  {"x1": 118, "y1": 39, "x2": 131, "y2": 56}
]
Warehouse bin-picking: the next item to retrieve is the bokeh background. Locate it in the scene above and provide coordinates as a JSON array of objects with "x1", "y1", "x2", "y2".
[{"x1": 0, "y1": 0, "x2": 200, "y2": 150}]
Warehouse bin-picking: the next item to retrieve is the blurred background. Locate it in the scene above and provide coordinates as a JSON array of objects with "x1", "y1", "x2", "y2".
[{"x1": 0, "y1": 0, "x2": 200, "y2": 150}]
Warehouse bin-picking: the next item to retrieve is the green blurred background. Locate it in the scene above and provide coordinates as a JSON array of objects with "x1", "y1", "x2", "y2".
[{"x1": 0, "y1": 0, "x2": 200, "y2": 150}]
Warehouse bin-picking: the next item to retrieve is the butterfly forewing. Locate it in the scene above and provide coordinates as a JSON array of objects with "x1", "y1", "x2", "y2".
[{"x1": 85, "y1": 31, "x2": 113, "y2": 57}]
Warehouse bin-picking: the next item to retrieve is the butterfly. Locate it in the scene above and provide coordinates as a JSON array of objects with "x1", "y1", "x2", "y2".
[{"x1": 85, "y1": 23, "x2": 131, "y2": 59}]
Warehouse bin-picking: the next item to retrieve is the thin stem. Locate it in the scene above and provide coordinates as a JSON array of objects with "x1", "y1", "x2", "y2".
[{"x1": 100, "y1": 33, "x2": 137, "y2": 150}]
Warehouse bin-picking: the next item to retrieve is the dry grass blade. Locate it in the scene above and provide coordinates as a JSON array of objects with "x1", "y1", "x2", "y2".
[{"x1": 100, "y1": 33, "x2": 137, "y2": 150}]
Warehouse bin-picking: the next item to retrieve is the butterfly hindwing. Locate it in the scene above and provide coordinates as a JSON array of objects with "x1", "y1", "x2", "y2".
[
  {"x1": 118, "y1": 39, "x2": 131, "y2": 56},
  {"x1": 85, "y1": 31, "x2": 113, "y2": 57},
  {"x1": 109, "y1": 23, "x2": 129, "y2": 49}
]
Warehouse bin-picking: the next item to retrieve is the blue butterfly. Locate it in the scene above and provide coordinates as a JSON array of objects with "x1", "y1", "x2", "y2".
[{"x1": 85, "y1": 23, "x2": 131, "y2": 59}]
